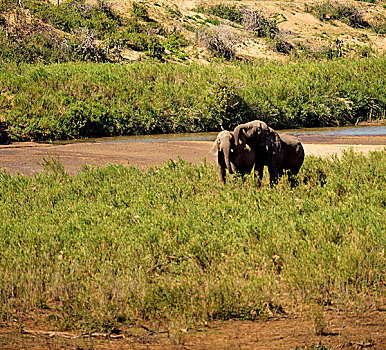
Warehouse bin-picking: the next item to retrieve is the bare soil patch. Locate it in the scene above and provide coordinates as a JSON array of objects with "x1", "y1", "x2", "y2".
[
  {"x1": 0, "y1": 308, "x2": 385, "y2": 349},
  {"x1": 0, "y1": 134, "x2": 385, "y2": 176}
]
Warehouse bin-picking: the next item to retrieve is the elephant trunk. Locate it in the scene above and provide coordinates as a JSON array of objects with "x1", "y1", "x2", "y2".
[
  {"x1": 222, "y1": 144, "x2": 233, "y2": 175},
  {"x1": 233, "y1": 125, "x2": 242, "y2": 146}
]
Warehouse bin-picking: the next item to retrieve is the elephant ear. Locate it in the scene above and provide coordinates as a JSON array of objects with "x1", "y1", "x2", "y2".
[
  {"x1": 234, "y1": 125, "x2": 247, "y2": 146},
  {"x1": 210, "y1": 138, "x2": 220, "y2": 155},
  {"x1": 245, "y1": 120, "x2": 269, "y2": 140},
  {"x1": 264, "y1": 131, "x2": 282, "y2": 155}
]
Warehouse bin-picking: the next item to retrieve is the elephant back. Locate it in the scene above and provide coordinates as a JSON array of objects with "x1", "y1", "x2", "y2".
[
  {"x1": 259, "y1": 128, "x2": 282, "y2": 155},
  {"x1": 279, "y1": 133, "x2": 305, "y2": 170}
]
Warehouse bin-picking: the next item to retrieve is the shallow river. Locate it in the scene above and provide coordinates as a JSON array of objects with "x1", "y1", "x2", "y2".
[{"x1": 51, "y1": 124, "x2": 386, "y2": 145}]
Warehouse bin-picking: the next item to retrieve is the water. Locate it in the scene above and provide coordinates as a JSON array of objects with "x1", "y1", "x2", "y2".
[
  {"x1": 287, "y1": 125, "x2": 386, "y2": 137},
  {"x1": 49, "y1": 124, "x2": 386, "y2": 145}
]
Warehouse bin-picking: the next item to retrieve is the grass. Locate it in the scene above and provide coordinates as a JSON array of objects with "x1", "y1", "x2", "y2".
[
  {"x1": 0, "y1": 150, "x2": 385, "y2": 332},
  {"x1": 1, "y1": 57, "x2": 385, "y2": 141}
]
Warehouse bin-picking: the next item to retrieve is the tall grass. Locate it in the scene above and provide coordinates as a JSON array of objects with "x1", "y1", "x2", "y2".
[
  {"x1": 0, "y1": 151, "x2": 385, "y2": 332},
  {"x1": 1, "y1": 57, "x2": 385, "y2": 141}
]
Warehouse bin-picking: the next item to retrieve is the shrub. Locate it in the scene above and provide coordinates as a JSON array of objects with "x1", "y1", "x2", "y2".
[
  {"x1": 131, "y1": 1, "x2": 148, "y2": 20},
  {"x1": 196, "y1": 25, "x2": 241, "y2": 59},
  {"x1": 165, "y1": 32, "x2": 189, "y2": 53},
  {"x1": 368, "y1": 14, "x2": 386, "y2": 34},
  {"x1": 0, "y1": 14, "x2": 73, "y2": 64},
  {"x1": 71, "y1": 27, "x2": 108, "y2": 62},
  {"x1": 241, "y1": 7, "x2": 278, "y2": 38},
  {"x1": 305, "y1": 1, "x2": 369, "y2": 28},
  {"x1": 194, "y1": 4, "x2": 243, "y2": 24},
  {"x1": 269, "y1": 32, "x2": 294, "y2": 54},
  {"x1": 146, "y1": 36, "x2": 165, "y2": 59},
  {"x1": 25, "y1": 0, "x2": 122, "y2": 39},
  {"x1": 0, "y1": 58, "x2": 385, "y2": 141}
]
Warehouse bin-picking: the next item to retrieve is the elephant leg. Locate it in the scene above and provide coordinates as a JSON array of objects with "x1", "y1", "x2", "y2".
[
  {"x1": 288, "y1": 166, "x2": 301, "y2": 188},
  {"x1": 287, "y1": 171, "x2": 298, "y2": 188},
  {"x1": 269, "y1": 168, "x2": 279, "y2": 186},
  {"x1": 218, "y1": 166, "x2": 226, "y2": 184},
  {"x1": 268, "y1": 152, "x2": 284, "y2": 187},
  {"x1": 268, "y1": 160, "x2": 281, "y2": 187},
  {"x1": 255, "y1": 164, "x2": 264, "y2": 187}
]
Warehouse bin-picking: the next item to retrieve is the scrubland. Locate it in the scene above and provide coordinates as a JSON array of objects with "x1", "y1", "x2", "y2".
[{"x1": 0, "y1": 151, "x2": 384, "y2": 332}]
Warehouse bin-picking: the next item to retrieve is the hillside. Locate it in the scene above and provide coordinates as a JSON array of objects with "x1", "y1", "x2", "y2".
[
  {"x1": 1, "y1": 0, "x2": 385, "y2": 63},
  {"x1": 110, "y1": 0, "x2": 386, "y2": 62}
]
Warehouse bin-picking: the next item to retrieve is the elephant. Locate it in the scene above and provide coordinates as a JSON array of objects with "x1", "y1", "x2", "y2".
[
  {"x1": 233, "y1": 120, "x2": 271, "y2": 147},
  {"x1": 233, "y1": 120, "x2": 304, "y2": 186},
  {"x1": 277, "y1": 132, "x2": 305, "y2": 187},
  {"x1": 210, "y1": 130, "x2": 257, "y2": 184}
]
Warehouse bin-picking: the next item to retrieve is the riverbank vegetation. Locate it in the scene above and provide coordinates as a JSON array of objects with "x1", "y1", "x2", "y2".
[
  {"x1": 0, "y1": 0, "x2": 385, "y2": 143},
  {"x1": 0, "y1": 150, "x2": 384, "y2": 332},
  {"x1": 1, "y1": 56, "x2": 385, "y2": 142}
]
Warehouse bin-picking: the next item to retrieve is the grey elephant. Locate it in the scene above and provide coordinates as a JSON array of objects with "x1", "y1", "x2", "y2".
[
  {"x1": 234, "y1": 120, "x2": 304, "y2": 186},
  {"x1": 210, "y1": 130, "x2": 256, "y2": 184}
]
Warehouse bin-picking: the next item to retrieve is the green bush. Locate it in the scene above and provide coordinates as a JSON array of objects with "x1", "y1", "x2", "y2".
[
  {"x1": 0, "y1": 57, "x2": 385, "y2": 141},
  {"x1": 25, "y1": 0, "x2": 122, "y2": 39},
  {"x1": 146, "y1": 37, "x2": 165, "y2": 59},
  {"x1": 194, "y1": 4, "x2": 243, "y2": 24},
  {"x1": 131, "y1": 1, "x2": 148, "y2": 20},
  {"x1": 305, "y1": 1, "x2": 369, "y2": 28},
  {"x1": 0, "y1": 0, "x2": 176, "y2": 63},
  {"x1": 165, "y1": 32, "x2": 189, "y2": 52},
  {"x1": 0, "y1": 23, "x2": 73, "y2": 64}
]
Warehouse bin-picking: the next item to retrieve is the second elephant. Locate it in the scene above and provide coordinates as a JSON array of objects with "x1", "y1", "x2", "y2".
[{"x1": 234, "y1": 120, "x2": 305, "y2": 186}]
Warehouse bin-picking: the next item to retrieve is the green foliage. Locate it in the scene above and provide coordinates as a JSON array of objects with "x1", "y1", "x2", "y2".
[
  {"x1": 165, "y1": 32, "x2": 189, "y2": 53},
  {"x1": 25, "y1": 0, "x2": 122, "y2": 39},
  {"x1": 0, "y1": 151, "x2": 384, "y2": 330},
  {"x1": 305, "y1": 1, "x2": 369, "y2": 28},
  {"x1": 368, "y1": 14, "x2": 386, "y2": 34},
  {"x1": 0, "y1": 24, "x2": 72, "y2": 64},
  {"x1": 0, "y1": 0, "x2": 182, "y2": 63},
  {"x1": 0, "y1": 58, "x2": 385, "y2": 141},
  {"x1": 146, "y1": 36, "x2": 165, "y2": 59},
  {"x1": 131, "y1": 1, "x2": 148, "y2": 20},
  {"x1": 209, "y1": 80, "x2": 249, "y2": 129},
  {"x1": 194, "y1": 4, "x2": 243, "y2": 24},
  {"x1": 0, "y1": 0, "x2": 122, "y2": 63}
]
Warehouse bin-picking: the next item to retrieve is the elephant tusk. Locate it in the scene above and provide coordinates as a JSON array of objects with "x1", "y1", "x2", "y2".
[{"x1": 242, "y1": 129, "x2": 249, "y2": 138}]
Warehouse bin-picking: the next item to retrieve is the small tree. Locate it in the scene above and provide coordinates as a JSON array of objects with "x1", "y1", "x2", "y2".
[
  {"x1": 241, "y1": 7, "x2": 278, "y2": 38},
  {"x1": 73, "y1": 27, "x2": 107, "y2": 61},
  {"x1": 197, "y1": 25, "x2": 241, "y2": 59}
]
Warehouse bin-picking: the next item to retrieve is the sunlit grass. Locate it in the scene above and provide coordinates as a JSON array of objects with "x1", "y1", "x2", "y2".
[{"x1": 0, "y1": 150, "x2": 385, "y2": 332}]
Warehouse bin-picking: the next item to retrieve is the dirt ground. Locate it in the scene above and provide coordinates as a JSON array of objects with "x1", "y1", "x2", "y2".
[
  {"x1": 0, "y1": 308, "x2": 385, "y2": 350},
  {"x1": 0, "y1": 134, "x2": 385, "y2": 349},
  {"x1": 0, "y1": 134, "x2": 385, "y2": 176}
]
